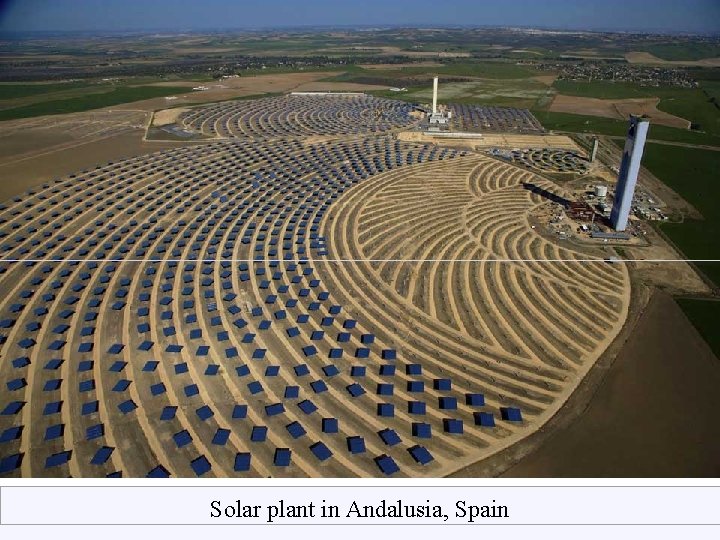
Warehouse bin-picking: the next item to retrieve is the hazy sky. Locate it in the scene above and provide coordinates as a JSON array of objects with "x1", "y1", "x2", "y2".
[{"x1": 1, "y1": 0, "x2": 718, "y2": 33}]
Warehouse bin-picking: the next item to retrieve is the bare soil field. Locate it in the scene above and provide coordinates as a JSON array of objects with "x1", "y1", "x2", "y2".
[
  {"x1": 124, "y1": 71, "x2": 340, "y2": 111},
  {"x1": 152, "y1": 108, "x2": 191, "y2": 126},
  {"x1": 398, "y1": 131, "x2": 581, "y2": 151},
  {"x1": 0, "y1": 128, "x2": 193, "y2": 201},
  {"x1": 500, "y1": 291, "x2": 720, "y2": 477},
  {"x1": 532, "y1": 75, "x2": 558, "y2": 86},
  {"x1": 550, "y1": 94, "x2": 691, "y2": 129},
  {"x1": 625, "y1": 51, "x2": 720, "y2": 67}
]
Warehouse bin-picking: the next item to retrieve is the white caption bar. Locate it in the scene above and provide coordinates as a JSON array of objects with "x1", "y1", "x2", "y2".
[{"x1": 2, "y1": 486, "x2": 719, "y2": 525}]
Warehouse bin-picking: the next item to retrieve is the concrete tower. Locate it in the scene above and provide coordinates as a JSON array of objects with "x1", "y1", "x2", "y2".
[
  {"x1": 432, "y1": 76, "x2": 438, "y2": 115},
  {"x1": 610, "y1": 115, "x2": 650, "y2": 231},
  {"x1": 590, "y1": 137, "x2": 599, "y2": 162}
]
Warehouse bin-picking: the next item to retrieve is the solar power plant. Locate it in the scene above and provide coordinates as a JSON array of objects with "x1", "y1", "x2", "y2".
[
  {"x1": 505, "y1": 148, "x2": 591, "y2": 174},
  {"x1": 179, "y1": 94, "x2": 420, "y2": 139},
  {"x1": 0, "y1": 95, "x2": 630, "y2": 477},
  {"x1": 448, "y1": 104, "x2": 544, "y2": 133}
]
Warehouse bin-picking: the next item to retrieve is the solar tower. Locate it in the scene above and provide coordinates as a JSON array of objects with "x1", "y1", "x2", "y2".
[{"x1": 610, "y1": 115, "x2": 650, "y2": 231}]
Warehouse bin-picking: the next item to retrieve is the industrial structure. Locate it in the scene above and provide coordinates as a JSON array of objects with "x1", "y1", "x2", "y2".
[
  {"x1": 427, "y1": 76, "x2": 451, "y2": 131},
  {"x1": 610, "y1": 115, "x2": 650, "y2": 231}
]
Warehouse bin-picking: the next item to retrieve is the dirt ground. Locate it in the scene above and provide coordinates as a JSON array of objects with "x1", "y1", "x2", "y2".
[
  {"x1": 625, "y1": 51, "x2": 720, "y2": 67},
  {"x1": 532, "y1": 74, "x2": 558, "y2": 86},
  {"x1": 152, "y1": 107, "x2": 190, "y2": 126},
  {"x1": 398, "y1": 130, "x2": 580, "y2": 150},
  {"x1": 0, "y1": 128, "x2": 195, "y2": 201},
  {"x1": 499, "y1": 290, "x2": 720, "y2": 477},
  {"x1": 550, "y1": 94, "x2": 691, "y2": 129},
  {"x1": 123, "y1": 71, "x2": 340, "y2": 111}
]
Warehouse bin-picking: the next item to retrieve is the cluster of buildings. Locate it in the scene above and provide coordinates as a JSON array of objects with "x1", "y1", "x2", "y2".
[{"x1": 538, "y1": 61, "x2": 698, "y2": 88}]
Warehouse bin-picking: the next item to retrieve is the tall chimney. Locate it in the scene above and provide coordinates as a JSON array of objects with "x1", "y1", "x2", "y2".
[{"x1": 432, "y1": 76, "x2": 438, "y2": 115}]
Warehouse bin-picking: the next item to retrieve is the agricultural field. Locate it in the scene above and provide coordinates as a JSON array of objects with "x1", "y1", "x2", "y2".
[
  {"x1": 676, "y1": 299, "x2": 720, "y2": 358},
  {"x1": 0, "y1": 83, "x2": 193, "y2": 121},
  {"x1": 642, "y1": 144, "x2": 720, "y2": 288}
]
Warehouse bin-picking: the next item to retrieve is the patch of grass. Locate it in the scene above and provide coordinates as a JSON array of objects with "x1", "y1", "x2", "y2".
[
  {"x1": 552, "y1": 80, "x2": 656, "y2": 99},
  {"x1": 644, "y1": 43, "x2": 720, "y2": 61},
  {"x1": 0, "y1": 85, "x2": 192, "y2": 121},
  {"x1": 0, "y1": 81, "x2": 91, "y2": 100},
  {"x1": 641, "y1": 144, "x2": 720, "y2": 287},
  {"x1": 652, "y1": 88, "x2": 720, "y2": 136},
  {"x1": 676, "y1": 299, "x2": 720, "y2": 358}
]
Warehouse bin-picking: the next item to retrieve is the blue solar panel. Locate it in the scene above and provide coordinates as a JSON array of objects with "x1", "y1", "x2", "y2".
[
  {"x1": 466, "y1": 393, "x2": 485, "y2": 406},
  {"x1": 408, "y1": 445, "x2": 434, "y2": 465},
  {"x1": 310, "y1": 441, "x2": 332, "y2": 461},
  {"x1": 379, "y1": 428, "x2": 401, "y2": 446},
  {"x1": 81, "y1": 400, "x2": 99, "y2": 415},
  {"x1": 434, "y1": 379, "x2": 451, "y2": 391},
  {"x1": 347, "y1": 383, "x2": 365, "y2": 397},
  {"x1": 443, "y1": 418, "x2": 463, "y2": 434},
  {"x1": 284, "y1": 386, "x2": 300, "y2": 398},
  {"x1": 265, "y1": 403, "x2": 285, "y2": 416},
  {"x1": 251, "y1": 426, "x2": 268, "y2": 442},
  {"x1": 474, "y1": 412, "x2": 495, "y2": 427},
  {"x1": 0, "y1": 454, "x2": 23, "y2": 474},
  {"x1": 286, "y1": 421, "x2": 306, "y2": 439},
  {"x1": 310, "y1": 380, "x2": 328, "y2": 393},
  {"x1": 232, "y1": 405, "x2": 248, "y2": 419},
  {"x1": 377, "y1": 384, "x2": 394, "y2": 396},
  {"x1": 406, "y1": 364, "x2": 422, "y2": 375},
  {"x1": 439, "y1": 397, "x2": 457, "y2": 410},
  {"x1": 109, "y1": 361, "x2": 126, "y2": 372},
  {"x1": 297, "y1": 399, "x2": 317, "y2": 414},
  {"x1": 375, "y1": 454, "x2": 399, "y2": 475},
  {"x1": 91, "y1": 446, "x2": 113, "y2": 465},
  {"x1": 500, "y1": 407, "x2": 523, "y2": 422},
  {"x1": 45, "y1": 450, "x2": 71, "y2": 468},
  {"x1": 412, "y1": 422, "x2": 432, "y2": 438},
  {"x1": 0, "y1": 426, "x2": 23, "y2": 442},
  {"x1": 234, "y1": 453, "x2": 251, "y2": 472},
  {"x1": 191, "y1": 456, "x2": 212, "y2": 476},
  {"x1": 294, "y1": 364, "x2": 310, "y2": 376},
  {"x1": 196, "y1": 405, "x2": 213, "y2": 421},
  {"x1": 118, "y1": 400, "x2": 137, "y2": 414},
  {"x1": 112, "y1": 380, "x2": 131, "y2": 392},
  {"x1": 351, "y1": 366, "x2": 366, "y2": 377},
  {"x1": 86, "y1": 424, "x2": 104, "y2": 440},
  {"x1": 44, "y1": 424, "x2": 64, "y2": 440},
  {"x1": 273, "y1": 448, "x2": 292, "y2": 467}
]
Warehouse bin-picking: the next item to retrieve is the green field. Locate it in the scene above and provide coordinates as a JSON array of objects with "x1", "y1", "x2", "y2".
[
  {"x1": 676, "y1": 299, "x2": 720, "y2": 358},
  {"x1": 0, "y1": 81, "x2": 93, "y2": 100},
  {"x1": 327, "y1": 61, "x2": 544, "y2": 83},
  {"x1": 549, "y1": 80, "x2": 720, "y2": 137},
  {"x1": 531, "y1": 110, "x2": 720, "y2": 146},
  {"x1": 643, "y1": 43, "x2": 720, "y2": 62},
  {"x1": 0, "y1": 85, "x2": 192, "y2": 121},
  {"x1": 640, "y1": 144, "x2": 720, "y2": 287},
  {"x1": 552, "y1": 80, "x2": 657, "y2": 99}
]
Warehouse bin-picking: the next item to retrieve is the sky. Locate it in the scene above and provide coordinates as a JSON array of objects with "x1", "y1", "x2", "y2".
[{"x1": 0, "y1": 0, "x2": 718, "y2": 34}]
